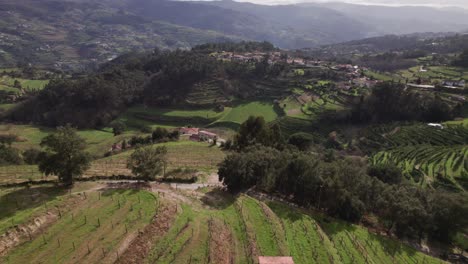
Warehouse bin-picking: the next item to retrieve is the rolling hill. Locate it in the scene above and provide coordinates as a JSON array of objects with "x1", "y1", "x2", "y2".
[{"x1": 2, "y1": 0, "x2": 468, "y2": 69}]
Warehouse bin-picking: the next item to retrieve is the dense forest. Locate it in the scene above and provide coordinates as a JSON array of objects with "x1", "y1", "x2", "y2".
[{"x1": 5, "y1": 44, "x2": 287, "y2": 128}]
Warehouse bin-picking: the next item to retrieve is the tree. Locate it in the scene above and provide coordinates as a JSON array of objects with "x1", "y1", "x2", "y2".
[
  {"x1": 453, "y1": 49, "x2": 468, "y2": 67},
  {"x1": 234, "y1": 116, "x2": 274, "y2": 149},
  {"x1": 111, "y1": 122, "x2": 126, "y2": 136},
  {"x1": 127, "y1": 146, "x2": 167, "y2": 180},
  {"x1": 288, "y1": 132, "x2": 314, "y2": 151},
  {"x1": 38, "y1": 125, "x2": 91, "y2": 186},
  {"x1": 152, "y1": 127, "x2": 169, "y2": 142},
  {"x1": 368, "y1": 163, "x2": 403, "y2": 185},
  {"x1": 23, "y1": 148, "x2": 41, "y2": 164},
  {"x1": 13, "y1": 80, "x2": 21, "y2": 88}
]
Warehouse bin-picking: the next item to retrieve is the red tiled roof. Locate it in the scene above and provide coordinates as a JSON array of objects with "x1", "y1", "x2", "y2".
[
  {"x1": 199, "y1": 130, "x2": 217, "y2": 137},
  {"x1": 259, "y1": 256, "x2": 295, "y2": 264}
]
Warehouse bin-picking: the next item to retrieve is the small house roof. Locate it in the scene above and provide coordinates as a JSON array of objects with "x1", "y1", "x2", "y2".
[
  {"x1": 199, "y1": 130, "x2": 217, "y2": 137},
  {"x1": 259, "y1": 256, "x2": 295, "y2": 264}
]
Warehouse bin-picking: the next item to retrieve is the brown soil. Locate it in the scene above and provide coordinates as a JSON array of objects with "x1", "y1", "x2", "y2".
[
  {"x1": 297, "y1": 92, "x2": 318, "y2": 105},
  {"x1": 286, "y1": 108, "x2": 302, "y2": 116},
  {"x1": 208, "y1": 218, "x2": 234, "y2": 264},
  {"x1": 116, "y1": 201, "x2": 178, "y2": 264},
  {"x1": 0, "y1": 194, "x2": 85, "y2": 257}
]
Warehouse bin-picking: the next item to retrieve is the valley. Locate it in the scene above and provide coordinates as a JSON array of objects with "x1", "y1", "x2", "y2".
[{"x1": 0, "y1": 3, "x2": 467, "y2": 261}]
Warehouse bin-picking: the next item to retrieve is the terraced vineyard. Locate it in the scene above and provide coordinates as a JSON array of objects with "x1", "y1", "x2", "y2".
[
  {"x1": 367, "y1": 124, "x2": 468, "y2": 190},
  {"x1": 0, "y1": 183, "x2": 446, "y2": 264},
  {"x1": 0, "y1": 140, "x2": 225, "y2": 185},
  {"x1": 145, "y1": 193, "x2": 445, "y2": 264},
  {"x1": 0, "y1": 184, "x2": 159, "y2": 263}
]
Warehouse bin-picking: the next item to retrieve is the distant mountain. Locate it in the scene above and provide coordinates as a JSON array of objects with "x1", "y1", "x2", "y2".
[
  {"x1": 2, "y1": 0, "x2": 468, "y2": 69},
  {"x1": 308, "y1": 32, "x2": 468, "y2": 58},
  {"x1": 310, "y1": 2, "x2": 468, "y2": 35},
  {"x1": 0, "y1": 0, "x2": 240, "y2": 69}
]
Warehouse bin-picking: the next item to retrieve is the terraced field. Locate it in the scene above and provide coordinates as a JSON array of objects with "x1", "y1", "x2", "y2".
[
  {"x1": 0, "y1": 139, "x2": 225, "y2": 185},
  {"x1": 145, "y1": 192, "x2": 445, "y2": 264},
  {"x1": 0, "y1": 182, "x2": 447, "y2": 264},
  {"x1": 367, "y1": 124, "x2": 468, "y2": 190}
]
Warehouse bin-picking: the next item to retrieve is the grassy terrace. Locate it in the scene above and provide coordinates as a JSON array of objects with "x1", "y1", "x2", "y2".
[
  {"x1": 146, "y1": 194, "x2": 445, "y2": 264},
  {"x1": 117, "y1": 101, "x2": 279, "y2": 131},
  {"x1": 0, "y1": 139, "x2": 225, "y2": 184},
  {"x1": 0, "y1": 184, "x2": 446, "y2": 263},
  {"x1": 3, "y1": 187, "x2": 157, "y2": 263}
]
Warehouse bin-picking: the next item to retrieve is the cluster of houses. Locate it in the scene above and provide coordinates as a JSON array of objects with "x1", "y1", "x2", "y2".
[{"x1": 213, "y1": 51, "x2": 318, "y2": 66}]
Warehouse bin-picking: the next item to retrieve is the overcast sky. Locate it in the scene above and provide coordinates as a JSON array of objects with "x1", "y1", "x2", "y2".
[{"x1": 233, "y1": 0, "x2": 468, "y2": 8}]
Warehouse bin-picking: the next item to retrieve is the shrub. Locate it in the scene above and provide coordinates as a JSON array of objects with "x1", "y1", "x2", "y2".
[{"x1": 23, "y1": 148, "x2": 41, "y2": 164}]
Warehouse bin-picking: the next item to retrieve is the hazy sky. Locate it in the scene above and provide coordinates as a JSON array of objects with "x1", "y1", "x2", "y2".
[{"x1": 234, "y1": 0, "x2": 468, "y2": 8}]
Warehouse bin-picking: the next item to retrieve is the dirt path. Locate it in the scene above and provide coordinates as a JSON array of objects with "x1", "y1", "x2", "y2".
[
  {"x1": 117, "y1": 202, "x2": 178, "y2": 264},
  {"x1": 209, "y1": 218, "x2": 234, "y2": 264}
]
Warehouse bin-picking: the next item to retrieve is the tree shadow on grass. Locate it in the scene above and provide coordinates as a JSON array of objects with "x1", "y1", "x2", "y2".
[
  {"x1": 200, "y1": 187, "x2": 237, "y2": 209},
  {"x1": 0, "y1": 185, "x2": 67, "y2": 222},
  {"x1": 100, "y1": 184, "x2": 145, "y2": 196}
]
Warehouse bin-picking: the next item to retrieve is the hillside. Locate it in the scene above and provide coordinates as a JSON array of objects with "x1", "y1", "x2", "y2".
[
  {"x1": 0, "y1": 182, "x2": 448, "y2": 263},
  {"x1": 2, "y1": 0, "x2": 468, "y2": 68}
]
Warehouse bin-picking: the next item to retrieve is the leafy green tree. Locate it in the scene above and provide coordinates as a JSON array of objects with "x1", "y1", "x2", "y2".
[
  {"x1": 23, "y1": 148, "x2": 41, "y2": 164},
  {"x1": 368, "y1": 163, "x2": 403, "y2": 185},
  {"x1": 13, "y1": 80, "x2": 21, "y2": 88},
  {"x1": 38, "y1": 125, "x2": 91, "y2": 186},
  {"x1": 288, "y1": 132, "x2": 314, "y2": 151},
  {"x1": 234, "y1": 116, "x2": 277, "y2": 149},
  {"x1": 127, "y1": 146, "x2": 167, "y2": 180},
  {"x1": 152, "y1": 127, "x2": 169, "y2": 142},
  {"x1": 428, "y1": 192, "x2": 468, "y2": 242},
  {"x1": 453, "y1": 49, "x2": 468, "y2": 67},
  {"x1": 121, "y1": 139, "x2": 128, "y2": 150},
  {"x1": 0, "y1": 134, "x2": 17, "y2": 146},
  {"x1": 0, "y1": 144, "x2": 23, "y2": 165},
  {"x1": 111, "y1": 122, "x2": 126, "y2": 136}
]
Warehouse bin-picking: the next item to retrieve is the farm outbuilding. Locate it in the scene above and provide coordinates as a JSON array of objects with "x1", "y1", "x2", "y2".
[{"x1": 258, "y1": 256, "x2": 295, "y2": 264}]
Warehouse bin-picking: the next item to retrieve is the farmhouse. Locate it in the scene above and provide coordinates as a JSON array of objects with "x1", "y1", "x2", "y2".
[
  {"x1": 443, "y1": 80, "x2": 465, "y2": 87},
  {"x1": 258, "y1": 256, "x2": 295, "y2": 264},
  {"x1": 428, "y1": 123, "x2": 444, "y2": 129},
  {"x1": 407, "y1": 83, "x2": 435, "y2": 89},
  {"x1": 179, "y1": 127, "x2": 199, "y2": 135},
  {"x1": 199, "y1": 130, "x2": 217, "y2": 141},
  {"x1": 187, "y1": 129, "x2": 219, "y2": 142}
]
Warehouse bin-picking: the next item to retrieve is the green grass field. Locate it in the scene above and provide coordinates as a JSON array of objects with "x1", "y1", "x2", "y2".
[
  {"x1": 0, "y1": 76, "x2": 49, "y2": 93},
  {"x1": 116, "y1": 105, "x2": 228, "y2": 129},
  {"x1": 117, "y1": 101, "x2": 279, "y2": 131},
  {"x1": 216, "y1": 101, "x2": 279, "y2": 124},
  {"x1": 0, "y1": 124, "x2": 138, "y2": 157}
]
